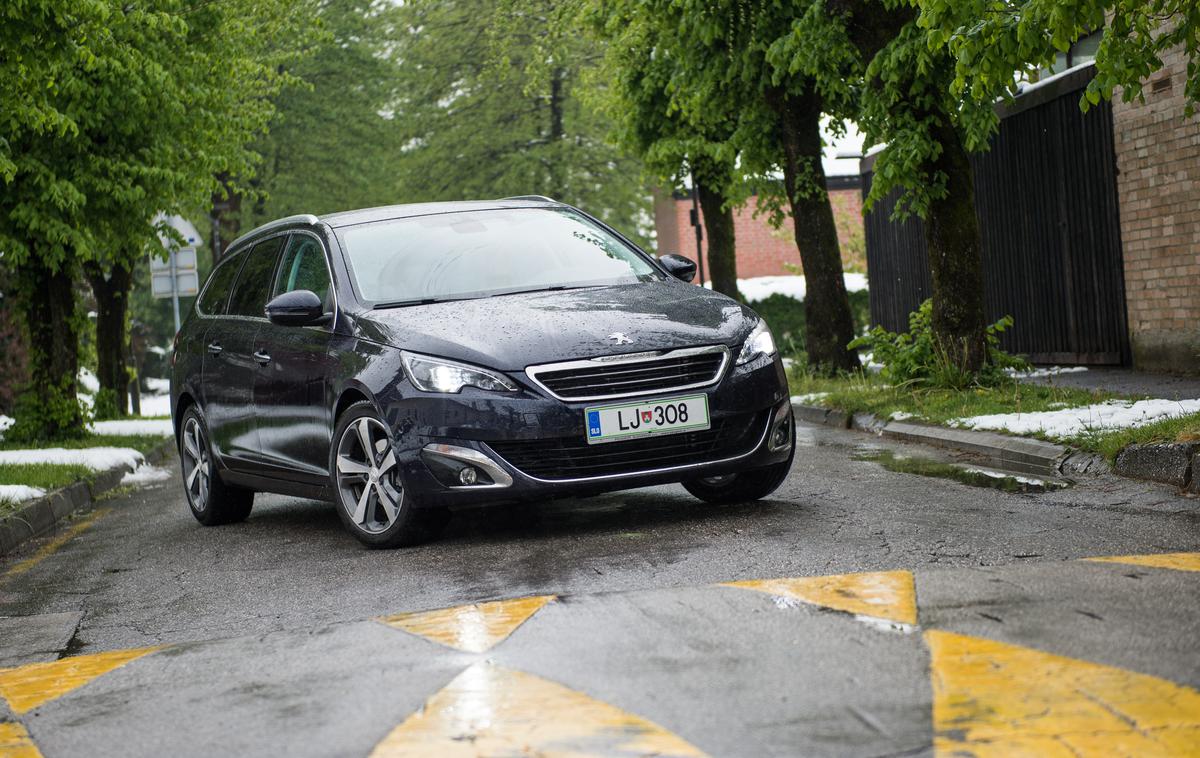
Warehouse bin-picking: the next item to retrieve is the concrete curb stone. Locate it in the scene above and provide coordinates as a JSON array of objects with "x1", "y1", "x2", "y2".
[
  {"x1": 1113, "y1": 443, "x2": 1199, "y2": 489},
  {"x1": 792, "y1": 401, "x2": 1200, "y2": 491},
  {"x1": 0, "y1": 436, "x2": 176, "y2": 558}
]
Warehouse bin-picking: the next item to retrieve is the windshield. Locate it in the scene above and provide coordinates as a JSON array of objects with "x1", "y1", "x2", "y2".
[{"x1": 338, "y1": 208, "x2": 661, "y2": 305}]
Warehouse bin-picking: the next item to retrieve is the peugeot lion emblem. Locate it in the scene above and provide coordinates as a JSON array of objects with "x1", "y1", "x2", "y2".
[{"x1": 607, "y1": 332, "x2": 634, "y2": 345}]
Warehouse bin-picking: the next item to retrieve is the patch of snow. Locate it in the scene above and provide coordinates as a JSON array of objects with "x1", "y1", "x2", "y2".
[
  {"x1": 0, "y1": 416, "x2": 12, "y2": 433},
  {"x1": 144, "y1": 377, "x2": 170, "y2": 394},
  {"x1": 92, "y1": 419, "x2": 173, "y2": 437},
  {"x1": 147, "y1": 345, "x2": 168, "y2": 356},
  {"x1": 890, "y1": 411, "x2": 914, "y2": 421},
  {"x1": 121, "y1": 465, "x2": 172, "y2": 486},
  {"x1": 708, "y1": 273, "x2": 868, "y2": 303},
  {"x1": 78, "y1": 368, "x2": 100, "y2": 394},
  {"x1": 0, "y1": 447, "x2": 143, "y2": 471},
  {"x1": 791, "y1": 392, "x2": 828, "y2": 404},
  {"x1": 132, "y1": 394, "x2": 171, "y2": 418},
  {"x1": 0, "y1": 484, "x2": 46, "y2": 504},
  {"x1": 952, "y1": 398, "x2": 1200, "y2": 439},
  {"x1": 1006, "y1": 365, "x2": 1089, "y2": 379}
]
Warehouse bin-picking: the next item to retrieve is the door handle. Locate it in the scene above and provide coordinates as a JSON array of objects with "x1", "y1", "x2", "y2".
[
  {"x1": 253, "y1": 350, "x2": 272, "y2": 366},
  {"x1": 206, "y1": 342, "x2": 223, "y2": 355}
]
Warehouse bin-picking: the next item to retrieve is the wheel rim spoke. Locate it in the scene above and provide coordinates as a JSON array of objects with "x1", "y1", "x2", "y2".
[
  {"x1": 336, "y1": 415, "x2": 403, "y2": 535},
  {"x1": 337, "y1": 455, "x2": 370, "y2": 477},
  {"x1": 186, "y1": 463, "x2": 200, "y2": 489}
]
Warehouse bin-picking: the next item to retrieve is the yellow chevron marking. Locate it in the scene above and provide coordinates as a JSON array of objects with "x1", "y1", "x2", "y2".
[
  {"x1": 378, "y1": 595, "x2": 554, "y2": 653},
  {"x1": 723, "y1": 570, "x2": 917, "y2": 625},
  {"x1": 1085, "y1": 551, "x2": 1200, "y2": 573},
  {"x1": 371, "y1": 662, "x2": 707, "y2": 757},
  {"x1": 0, "y1": 722, "x2": 43, "y2": 758},
  {"x1": 2, "y1": 509, "x2": 110, "y2": 582},
  {"x1": 0, "y1": 646, "x2": 162, "y2": 715},
  {"x1": 928, "y1": 630, "x2": 1200, "y2": 756}
]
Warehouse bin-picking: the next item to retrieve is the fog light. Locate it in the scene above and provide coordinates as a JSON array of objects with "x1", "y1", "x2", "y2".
[{"x1": 458, "y1": 466, "x2": 478, "y2": 486}]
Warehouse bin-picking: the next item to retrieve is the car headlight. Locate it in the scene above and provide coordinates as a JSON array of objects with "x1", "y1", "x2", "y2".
[
  {"x1": 400, "y1": 351, "x2": 518, "y2": 393},
  {"x1": 737, "y1": 320, "x2": 777, "y2": 365}
]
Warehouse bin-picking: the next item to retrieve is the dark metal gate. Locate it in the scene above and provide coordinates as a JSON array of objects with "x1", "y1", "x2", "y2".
[{"x1": 862, "y1": 66, "x2": 1129, "y2": 365}]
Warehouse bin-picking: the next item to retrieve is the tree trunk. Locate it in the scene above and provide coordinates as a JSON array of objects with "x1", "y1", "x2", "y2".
[
  {"x1": 924, "y1": 120, "x2": 987, "y2": 372},
  {"x1": 85, "y1": 260, "x2": 134, "y2": 420},
  {"x1": 9, "y1": 256, "x2": 84, "y2": 441},
  {"x1": 693, "y1": 170, "x2": 740, "y2": 300},
  {"x1": 210, "y1": 172, "x2": 242, "y2": 265},
  {"x1": 770, "y1": 89, "x2": 860, "y2": 373}
]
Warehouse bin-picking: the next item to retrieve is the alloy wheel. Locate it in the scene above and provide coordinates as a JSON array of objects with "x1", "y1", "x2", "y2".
[
  {"x1": 181, "y1": 416, "x2": 211, "y2": 512},
  {"x1": 335, "y1": 416, "x2": 403, "y2": 534}
]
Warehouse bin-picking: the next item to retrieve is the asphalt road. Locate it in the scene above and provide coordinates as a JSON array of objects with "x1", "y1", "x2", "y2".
[{"x1": 1, "y1": 422, "x2": 1198, "y2": 756}]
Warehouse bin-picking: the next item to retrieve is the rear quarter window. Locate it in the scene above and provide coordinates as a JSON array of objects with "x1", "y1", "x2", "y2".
[{"x1": 196, "y1": 252, "x2": 245, "y2": 316}]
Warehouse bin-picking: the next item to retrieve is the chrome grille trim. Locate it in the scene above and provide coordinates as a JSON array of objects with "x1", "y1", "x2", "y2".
[{"x1": 525, "y1": 344, "x2": 730, "y2": 402}]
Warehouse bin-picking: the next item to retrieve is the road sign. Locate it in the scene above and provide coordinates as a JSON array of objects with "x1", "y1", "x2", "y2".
[{"x1": 151, "y1": 247, "x2": 199, "y2": 299}]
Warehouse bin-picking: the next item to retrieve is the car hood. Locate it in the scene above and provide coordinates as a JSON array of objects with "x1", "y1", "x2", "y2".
[{"x1": 349, "y1": 281, "x2": 756, "y2": 370}]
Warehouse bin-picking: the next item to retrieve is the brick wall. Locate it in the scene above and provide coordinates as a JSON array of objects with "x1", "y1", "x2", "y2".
[
  {"x1": 654, "y1": 188, "x2": 865, "y2": 281},
  {"x1": 1113, "y1": 45, "x2": 1200, "y2": 372}
]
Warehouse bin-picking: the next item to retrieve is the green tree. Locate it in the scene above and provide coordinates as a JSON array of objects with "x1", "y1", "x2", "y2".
[
  {"x1": 390, "y1": 0, "x2": 651, "y2": 243},
  {"x1": 917, "y1": 0, "x2": 1200, "y2": 114},
  {"x1": 775, "y1": 0, "x2": 994, "y2": 373},
  {"x1": 0, "y1": 0, "x2": 302, "y2": 436},
  {"x1": 586, "y1": 5, "x2": 742, "y2": 298},
  {"x1": 639, "y1": 0, "x2": 862, "y2": 373},
  {"x1": 242, "y1": 0, "x2": 403, "y2": 231}
]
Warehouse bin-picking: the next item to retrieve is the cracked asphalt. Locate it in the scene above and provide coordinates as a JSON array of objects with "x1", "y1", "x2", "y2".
[{"x1": 0, "y1": 421, "x2": 1198, "y2": 756}]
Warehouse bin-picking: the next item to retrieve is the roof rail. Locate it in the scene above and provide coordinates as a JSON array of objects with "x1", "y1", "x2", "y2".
[
  {"x1": 227, "y1": 213, "x2": 320, "y2": 251},
  {"x1": 499, "y1": 195, "x2": 556, "y2": 203}
]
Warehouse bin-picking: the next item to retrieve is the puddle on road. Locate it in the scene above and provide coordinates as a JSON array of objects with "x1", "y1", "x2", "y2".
[{"x1": 853, "y1": 449, "x2": 1070, "y2": 493}]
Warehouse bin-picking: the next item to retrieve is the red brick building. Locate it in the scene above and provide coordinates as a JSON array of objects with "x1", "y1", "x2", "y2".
[
  {"x1": 652, "y1": 177, "x2": 865, "y2": 280},
  {"x1": 1112, "y1": 44, "x2": 1200, "y2": 372}
]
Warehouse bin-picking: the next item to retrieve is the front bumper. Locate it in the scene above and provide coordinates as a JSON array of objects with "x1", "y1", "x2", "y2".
[{"x1": 379, "y1": 353, "x2": 792, "y2": 508}]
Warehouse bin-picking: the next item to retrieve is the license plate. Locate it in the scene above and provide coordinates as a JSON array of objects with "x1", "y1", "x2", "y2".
[{"x1": 585, "y1": 395, "x2": 710, "y2": 444}]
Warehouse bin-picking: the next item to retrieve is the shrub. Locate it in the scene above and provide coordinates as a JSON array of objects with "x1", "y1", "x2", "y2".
[
  {"x1": 750, "y1": 290, "x2": 870, "y2": 360},
  {"x1": 848, "y1": 299, "x2": 1028, "y2": 389}
]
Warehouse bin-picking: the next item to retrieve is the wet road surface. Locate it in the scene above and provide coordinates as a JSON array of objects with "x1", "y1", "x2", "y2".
[{"x1": 1, "y1": 422, "x2": 1198, "y2": 756}]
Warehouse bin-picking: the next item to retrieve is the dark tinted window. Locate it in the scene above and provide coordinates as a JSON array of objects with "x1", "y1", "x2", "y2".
[
  {"x1": 196, "y1": 252, "x2": 244, "y2": 316},
  {"x1": 273, "y1": 235, "x2": 331, "y2": 309},
  {"x1": 228, "y1": 236, "x2": 285, "y2": 317}
]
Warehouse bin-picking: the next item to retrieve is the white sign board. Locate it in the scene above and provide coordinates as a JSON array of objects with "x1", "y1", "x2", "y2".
[
  {"x1": 151, "y1": 270, "x2": 199, "y2": 298},
  {"x1": 149, "y1": 247, "x2": 196, "y2": 273}
]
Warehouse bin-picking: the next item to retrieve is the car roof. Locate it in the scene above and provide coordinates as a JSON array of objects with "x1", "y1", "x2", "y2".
[{"x1": 319, "y1": 198, "x2": 566, "y2": 229}]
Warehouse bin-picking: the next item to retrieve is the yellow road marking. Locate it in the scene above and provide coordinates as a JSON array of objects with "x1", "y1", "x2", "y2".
[
  {"x1": 379, "y1": 595, "x2": 554, "y2": 653},
  {"x1": 1, "y1": 509, "x2": 110, "y2": 582},
  {"x1": 0, "y1": 722, "x2": 43, "y2": 758},
  {"x1": 722, "y1": 570, "x2": 917, "y2": 625},
  {"x1": 1084, "y1": 551, "x2": 1200, "y2": 573},
  {"x1": 371, "y1": 662, "x2": 708, "y2": 757},
  {"x1": 927, "y1": 630, "x2": 1200, "y2": 756},
  {"x1": 0, "y1": 646, "x2": 162, "y2": 715}
]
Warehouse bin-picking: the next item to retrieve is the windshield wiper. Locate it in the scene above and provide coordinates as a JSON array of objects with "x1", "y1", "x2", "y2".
[{"x1": 486, "y1": 284, "x2": 602, "y2": 298}]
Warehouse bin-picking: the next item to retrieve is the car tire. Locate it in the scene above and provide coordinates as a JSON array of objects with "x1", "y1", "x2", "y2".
[
  {"x1": 682, "y1": 438, "x2": 795, "y2": 505},
  {"x1": 330, "y1": 401, "x2": 449, "y2": 548},
  {"x1": 179, "y1": 407, "x2": 254, "y2": 526}
]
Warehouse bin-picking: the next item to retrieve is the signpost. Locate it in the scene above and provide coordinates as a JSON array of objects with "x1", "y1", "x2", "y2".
[{"x1": 151, "y1": 216, "x2": 202, "y2": 334}]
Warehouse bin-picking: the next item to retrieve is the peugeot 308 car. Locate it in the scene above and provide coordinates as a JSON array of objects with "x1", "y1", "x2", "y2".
[{"x1": 171, "y1": 197, "x2": 794, "y2": 547}]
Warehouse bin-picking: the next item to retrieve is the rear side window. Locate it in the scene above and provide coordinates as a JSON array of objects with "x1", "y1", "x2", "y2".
[
  {"x1": 228, "y1": 236, "x2": 285, "y2": 317},
  {"x1": 197, "y1": 252, "x2": 244, "y2": 316},
  {"x1": 273, "y1": 235, "x2": 331, "y2": 309}
]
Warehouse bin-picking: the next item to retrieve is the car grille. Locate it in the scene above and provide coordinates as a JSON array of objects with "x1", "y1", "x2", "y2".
[
  {"x1": 487, "y1": 410, "x2": 768, "y2": 481},
  {"x1": 526, "y1": 346, "x2": 729, "y2": 401}
]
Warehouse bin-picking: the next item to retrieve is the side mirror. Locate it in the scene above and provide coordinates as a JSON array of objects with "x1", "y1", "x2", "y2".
[
  {"x1": 659, "y1": 253, "x2": 697, "y2": 283},
  {"x1": 265, "y1": 290, "x2": 329, "y2": 327}
]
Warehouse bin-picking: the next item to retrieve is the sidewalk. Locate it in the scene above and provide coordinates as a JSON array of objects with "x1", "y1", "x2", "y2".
[{"x1": 1021, "y1": 367, "x2": 1200, "y2": 400}]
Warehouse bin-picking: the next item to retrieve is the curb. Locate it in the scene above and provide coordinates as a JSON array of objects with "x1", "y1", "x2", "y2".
[
  {"x1": 0, "y1": 437, "x2": 177, "y2": 558},
  {"x1": 1113, "y1": 442, "x2": 1199, "y2": 493},
  {"x1": 792, "y1": 402, "x2": 1107, "y2": 478}
]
